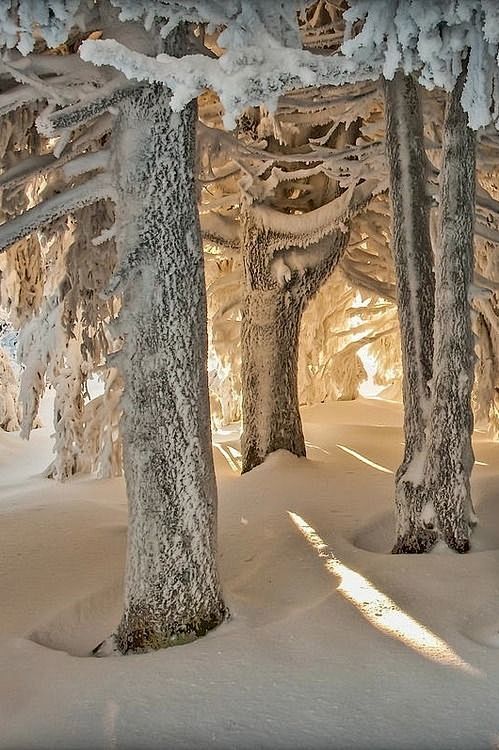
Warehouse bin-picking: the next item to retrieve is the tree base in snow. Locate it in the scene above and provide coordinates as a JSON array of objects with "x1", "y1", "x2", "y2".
[
  {"x1": 241, "y1": 442, "x2": 306, "y2": 474},
  {"x1": 93, "y1": 604, "x2": 229, "y2": 656},
  {"x1": 392, "y1": 528, "x2": 438, "y2": 555},
  {"x1": 392, "y1": 526, "x2": 471, "y2": 554}
]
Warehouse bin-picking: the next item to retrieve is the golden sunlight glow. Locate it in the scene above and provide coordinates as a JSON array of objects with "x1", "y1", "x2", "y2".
[
  {"x1": 215, "y1": 443, "x2": 242, "y2": 473},
  {"x1": 357, "y1": 344, "x2": 385, "y2": 398},
  {"x1": 288, "y1": 512, "x2": 479, "y2": 674},
  {"x1": 350, "y1": 292, "x2": 386, "y2": 398},
  {"x1": 336, "y1": 443, "x2": 393, "y2": 474}
]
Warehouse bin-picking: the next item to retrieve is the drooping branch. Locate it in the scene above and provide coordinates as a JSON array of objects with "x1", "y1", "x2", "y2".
[
  {"x1": 0, "y1": 174, "x2": 116, "y2": 253},
  {"x1": 252, "y1": 178, "x2": 378, "y2": 250}
]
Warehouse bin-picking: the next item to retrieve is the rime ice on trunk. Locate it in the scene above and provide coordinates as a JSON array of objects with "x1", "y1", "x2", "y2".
[
  {"x1": 384, "y1": 73, "x2": 436, "y2": 553},
  {"x1": 240, "y1": 209, "x2": 348, "y2": 473},
  {"x1": 423, "y1": 69, "x2": 476, "y2": 553},
  {"x1": 100, "y1": 41, "x2": 226, "y2": 653}
]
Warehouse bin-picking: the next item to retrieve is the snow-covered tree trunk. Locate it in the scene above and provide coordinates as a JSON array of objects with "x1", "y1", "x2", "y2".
[
  {"x1": 97, "y1": 32, "x2": 226, "y2": 654},
  {"x1": 240, "y1": 210, "x2": 348, "y2": 473},
  {"x1": 384, "y1": 72, "x2": 436, "y2": 553},
  {"x1": 240, "y1": 222, "x2": 305, "y2": 474},
  {"x1": 423, "y1": 69, "x2": 476, "y2": 553}
]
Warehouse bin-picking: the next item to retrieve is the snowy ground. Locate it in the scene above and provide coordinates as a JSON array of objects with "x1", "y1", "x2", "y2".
[{"x1": 2, "y1": 396, "x2": 499, "y2": 750}]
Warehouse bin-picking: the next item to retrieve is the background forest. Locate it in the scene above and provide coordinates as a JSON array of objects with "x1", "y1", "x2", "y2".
[{"x1": 2, "y1": 2, "x2": 499, "y2": 749}]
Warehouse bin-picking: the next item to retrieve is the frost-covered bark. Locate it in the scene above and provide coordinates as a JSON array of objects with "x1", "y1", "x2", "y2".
[
  {"x1": 240, "y1": 210, "x2": 348, "y2": 473},
  {"x1": 240, "y1": 217, "x2": 305, "y2": 474},
  {"x1": 99, "y1": 53, "x2": 226, "y2": 652},
  {"x1": 423, "y1": 69, "x2": 477, "y2": 553},
  {"x1": 384, "y1": 73, "x2": 436, "y2": 553}
]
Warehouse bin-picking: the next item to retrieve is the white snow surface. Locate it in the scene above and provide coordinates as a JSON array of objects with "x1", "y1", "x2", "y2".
[{"x1": 2, "y1": 396, "x2": 499, "y2": 749}]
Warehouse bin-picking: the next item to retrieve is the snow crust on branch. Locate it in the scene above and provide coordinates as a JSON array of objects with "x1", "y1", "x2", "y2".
[
  {"x1": 252, "y1": 178, "x2": 378, "y2": 250},
  {"x1": 1, "y1": 1, "x2": 499, "y2": 135},
  {"x1": 79, "y1": 1, "x2": 499, "y2": 133},
  {"x1": 0, "y1": 175, "x2": 116, "y2": 253}
]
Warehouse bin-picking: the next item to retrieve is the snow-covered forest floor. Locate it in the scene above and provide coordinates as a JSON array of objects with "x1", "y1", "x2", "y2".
[{"x1": 2, "y1": 394, "x2": 499, "y2": 750}]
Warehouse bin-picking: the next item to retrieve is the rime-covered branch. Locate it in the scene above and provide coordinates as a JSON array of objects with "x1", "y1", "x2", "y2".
[
  {"x1": 0, "y1": 175, "x2": 116, "y2": 253},
  {"x1": 80, "y1": 38, "x2": 380, "y2": 127},
  {"x1": 201, "y1": 212, "x2": 239, "y2": 249},
  {"x1": 252, "y1": 179, "x2": 378, "y2": 250},
  {"x1": 38, "y1": 81, "x2": 142, "y2": 135}
]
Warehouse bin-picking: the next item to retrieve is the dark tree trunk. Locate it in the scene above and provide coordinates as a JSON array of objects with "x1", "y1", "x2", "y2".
[
  {"x1": 423, "y1": 68, "x2": 476, "y2": 553},
  {"x1": 95, "y1": 28, "x2": 227, "y2": 654},
  {"x1": 384, "y1": 72, "x2": 436, "y2": 553},
  {"x1": 240, "y1": 210, "x2": 348, "y2": 473}
]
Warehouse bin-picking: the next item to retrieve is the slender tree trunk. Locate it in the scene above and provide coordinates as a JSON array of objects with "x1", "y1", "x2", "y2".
[
  {"x1": 384, "y1": 72, "x2": 436, "y2": 553},
  {"x1": 96, "y1": 33, "x2": 227, "y2": 654},
  {"x1": 423, "y1": 69, "x2": 476, "y2": 553},
  {"x1": 240, "y1": 210, "x2": 348, "y2": 473}
]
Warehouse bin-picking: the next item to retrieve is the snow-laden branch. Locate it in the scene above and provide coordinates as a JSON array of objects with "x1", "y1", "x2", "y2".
[
  {"x1": 0, "y1": 147, "x2": 109, "y2": 191},
  {"x1": 253, "y1": 178, "x2": 378, "y2": 249},
  {"x1": 0, "y1": 153, "x2": 57, "y2": 190},
  {"x1": 62, "y1": 150, "x2": 110, "y2": 179},
  {"x1": 72, "y1": 113, "x2": 113, "y2": 152},
  {"x1": 201, "y1": 212, "x2": 239, "y2": 248},
  {"x1": 278, "y1": 81, "x2": 379, "y2": 112},
  {"x1": 334, "y1": 325, "x2": 399, "y2": 359},
  {"x1": 37, "y1": 80, "x2": 140, "y2": 135},
  {"x1": 0, "y1": 83, "x2": 45, "y2": 117},
  {"x1": 75, "y1": 2, "x2": 499, "y2": 135},
  {"x1": 4, "y1": 52, "x2": 110, "y2": 81},
  {"x1": 0, "y1": 58, "x2": 69, "y2": 105},
  {"x1": 0, "y1": 53, "x2": 116, "y2": 117},
  {"x1": 79, "y1": 38, "x2": 380, "y2": 128},
  {"x1": 0, "y1": 175, "x2": 116, "y2": 253}
]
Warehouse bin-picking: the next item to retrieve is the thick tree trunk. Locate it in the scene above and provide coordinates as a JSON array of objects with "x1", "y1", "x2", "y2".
[
  {"x1": 240, "y1": 217, "x2": 305, "y2": 473},
  {"x1": 384, "y1": 73, "x2": 436, "y2": 553},
  {"x1": 97, "y1": 45, "x2": 226, "y2": 652},
  {"x1": 240, "y1": 211, "x2": 348, "y2": 473},
  {"x1": 423, "y1": 69, "x2": 476, "y2": 553}
]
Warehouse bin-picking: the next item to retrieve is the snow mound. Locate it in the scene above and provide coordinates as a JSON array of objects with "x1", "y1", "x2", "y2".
[
  {"x1": 29, "y1": 581, "x2": 122, "y2": 657},
  {"x1": 353, "y1": 511, "x2": 396, "y2": 553},
  {"x1": 463, "y1": 622, "x2": 499, "y2": 649}
]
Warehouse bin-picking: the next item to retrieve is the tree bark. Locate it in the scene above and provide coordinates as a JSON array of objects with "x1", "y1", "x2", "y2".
[
  {"x1": 423, "y1": 68, "x2": 476, "y2": 553},
  {"x1": 240, "y1": 210, "x2": 348, "y2": 473},
  {"x1": 384, "y1": 72, "x2": 436, "y2": 553},
  {"x1": 97, "y1": 33, "x2": 227, "y2": 654}
]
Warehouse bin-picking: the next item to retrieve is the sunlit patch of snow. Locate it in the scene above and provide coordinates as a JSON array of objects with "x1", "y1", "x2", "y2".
[
  {"x1": 215, "y1": 443, "x2": 242, "y2": 473},
  {"x1": 305, "y1": 441, "x2": 330, "y2": 456},
  {"x1": 336, "y1": 443, "x2": 393, "y2": 474},
  {"x1": 289, "y1": 512, "x2": 479, "y2": 675}
]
